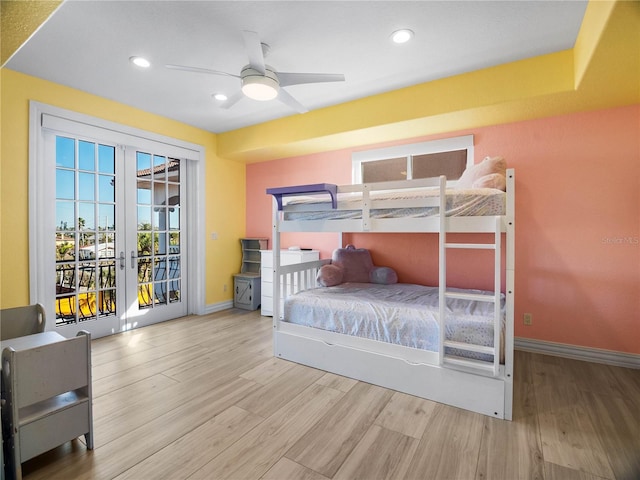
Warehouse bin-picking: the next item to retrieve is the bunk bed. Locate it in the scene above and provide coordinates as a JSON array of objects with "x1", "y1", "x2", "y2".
[{"x1": 266, "y1": 168, "x2": 515, "y2": 419}]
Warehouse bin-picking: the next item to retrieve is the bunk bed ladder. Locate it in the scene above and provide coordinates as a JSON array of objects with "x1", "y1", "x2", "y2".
[{"x1": 439, "y1": 191, "x2": 502, "y2": 377}]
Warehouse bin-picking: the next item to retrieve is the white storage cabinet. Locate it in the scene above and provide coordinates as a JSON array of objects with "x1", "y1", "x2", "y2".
[{"x1": 260, "y1": 249, "x2": 320, "y2": 317}]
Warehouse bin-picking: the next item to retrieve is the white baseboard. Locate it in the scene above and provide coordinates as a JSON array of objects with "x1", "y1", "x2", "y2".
[
  {"x1": 203, "y1": 300, "x2": 234, "y2": 315},
  {"x1": 515, "y1": 337, "x2": 640, "y2": 369}
]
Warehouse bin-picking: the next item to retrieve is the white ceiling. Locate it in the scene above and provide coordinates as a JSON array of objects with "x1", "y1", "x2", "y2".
[{"x1": 7, "y1": 0, "x2": 588, "y2": 133}]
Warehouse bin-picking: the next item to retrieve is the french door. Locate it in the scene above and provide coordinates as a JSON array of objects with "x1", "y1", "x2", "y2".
[
  {"x1": 51, "y1": 135, "x2": 187, "y2": 337},
  {"x1": 30, "y1": 103, "x2": 205, "y2": 339},
  {"x1": 122, "y1": 147, "x2": 186, "y2": 329}
]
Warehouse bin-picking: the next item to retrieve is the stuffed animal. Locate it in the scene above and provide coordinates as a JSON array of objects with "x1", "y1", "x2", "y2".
[{"x1": 316, "y1": 245, "x2": 398, "y2": 287}]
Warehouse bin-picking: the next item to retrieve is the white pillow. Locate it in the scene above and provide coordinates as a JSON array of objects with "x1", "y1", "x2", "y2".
[
  {"x1": 472, "y1": 173, "x2": 506, "y2": 190},
  {"x1": 456, "y1": 156, "x2": 506, "y2": 190}
]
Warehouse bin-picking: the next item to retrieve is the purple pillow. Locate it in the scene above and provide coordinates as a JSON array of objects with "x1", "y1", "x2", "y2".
[
  {"x1": 331, "y1": 245, "x2": 374, "y2": 283},
  {"x1": 369, "y1": 266, "x2": 398, "y2": 285},
  {"x1": 316, "y1": 264, "x2": 343, "y2": 287}
]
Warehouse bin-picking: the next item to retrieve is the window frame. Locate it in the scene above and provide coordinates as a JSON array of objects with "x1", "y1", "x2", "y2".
[{"x1": 351, "y1": 134, "x2": 474, "y2": 185}]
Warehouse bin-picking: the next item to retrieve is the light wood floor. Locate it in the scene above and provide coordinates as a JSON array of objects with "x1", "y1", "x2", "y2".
[{"x1": 22, "y1": 309, "x2": 640, "y2": 480}]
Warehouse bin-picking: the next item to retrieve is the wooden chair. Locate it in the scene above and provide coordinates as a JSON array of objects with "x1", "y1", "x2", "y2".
[
  {"x1": 1, "y1": 331, "x2": 93, "y2": 479},
  {"x1": 0, "y1": 305, "x2": 46, "y2": 341}
]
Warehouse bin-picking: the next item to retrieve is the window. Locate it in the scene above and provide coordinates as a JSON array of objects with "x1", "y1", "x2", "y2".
[{"x1": 352, "y1": 135, "x2": 473, "y2": 184}]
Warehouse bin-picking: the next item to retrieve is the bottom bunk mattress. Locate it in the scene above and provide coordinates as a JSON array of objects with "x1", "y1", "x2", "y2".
[{"x1": 283, "y1": 282, "x2": 505, "y2": 362}]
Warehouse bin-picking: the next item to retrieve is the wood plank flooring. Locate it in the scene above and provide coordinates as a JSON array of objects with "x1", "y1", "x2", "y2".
[{"x1": 21, "y1": 309, "x2": 640, "y2": 480}]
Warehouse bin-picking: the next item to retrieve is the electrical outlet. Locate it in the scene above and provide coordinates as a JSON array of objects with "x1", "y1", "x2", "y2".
[
  {"x1": 223, "y1": 284, "x2": 227, "y2": 292},
  {"x1": 523, "y1": 313, "x2": 533, "y2": 326}
]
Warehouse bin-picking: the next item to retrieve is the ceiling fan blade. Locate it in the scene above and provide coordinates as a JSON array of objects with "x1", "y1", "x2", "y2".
[
  {"x1": 277, "y1": 88, "x2": 309, "y2": 114},
  {"x1": 219, "y1": 91, "x2": 245, "y2": 110},
  {"x1": 276, "y1": 72, "x2": 345, "y2": 87},
  {"x1": 165, "y1": 64, "x2": 239, "y2": 78},
  {"x1": 242, "y1": 30, "x2": 266, "y2": 74}
]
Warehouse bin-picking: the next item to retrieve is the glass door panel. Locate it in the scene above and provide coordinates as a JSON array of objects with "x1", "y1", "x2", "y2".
[
  {"x1": 125, "y1": 149, "x2": 186, "y2": 328},
  {"x1": 54, "y1": 136, "x2": 119, "y2": 336}
]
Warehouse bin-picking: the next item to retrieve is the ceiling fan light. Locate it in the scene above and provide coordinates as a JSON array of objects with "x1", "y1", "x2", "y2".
[
  {"x1": 242, "y1": 77, "x2": 278, "y2": 102},
  {"x1": 241, "y1": 71, "x2": 279, "y2": 101}
]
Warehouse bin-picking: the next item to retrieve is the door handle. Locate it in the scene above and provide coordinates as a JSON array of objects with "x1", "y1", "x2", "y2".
[
  {"x1": 131, "y1": 250, "x2": 137, "y2": 269},
  {"x1": 119, "y1": 251, "x2": 126, "y2": 270}
]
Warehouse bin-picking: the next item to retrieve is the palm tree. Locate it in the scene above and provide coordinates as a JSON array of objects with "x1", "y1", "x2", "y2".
[
  {"x1": 78, "y1": 217, "x2": 86, "y2": 247},
  {"x1": 137, "y1": 223, "x2": 153, "y2": 256},
  {"x1": 56, "y1": 241, "x2": 74, "y2": 261}
]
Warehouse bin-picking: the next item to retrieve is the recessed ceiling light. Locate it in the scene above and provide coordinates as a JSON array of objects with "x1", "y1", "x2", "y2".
[
  {"x1": 129, "y1": 56, "x2": 151, "y2": 68},
  {"x1": 212, "y1": 93, "x2": 228, "y2": 102},
  {"x1": 390, "y1": 29, "x2": 414, "y2": 44}
]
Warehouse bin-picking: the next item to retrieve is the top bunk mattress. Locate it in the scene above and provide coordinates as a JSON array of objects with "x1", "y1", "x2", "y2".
[{"x1": 282, "y1": 187, "x2": 505, "y2": 221}]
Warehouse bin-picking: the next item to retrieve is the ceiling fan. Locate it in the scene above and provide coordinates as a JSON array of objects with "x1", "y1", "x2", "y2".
[{"x1": 166, "y1": 31, "x2": 346, "y2": 113}]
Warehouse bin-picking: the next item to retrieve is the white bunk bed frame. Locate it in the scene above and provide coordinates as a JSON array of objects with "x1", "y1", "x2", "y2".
[{"x1": 267, "y1": 169, "x2": 515, "y2": 420}]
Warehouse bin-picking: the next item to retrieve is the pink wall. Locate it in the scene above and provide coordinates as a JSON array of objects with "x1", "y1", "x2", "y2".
[
  {"x1": 246, "y1": 149, "x2": 351, "y2": 255},
  {"x1": 246, "y1": 104, "x2": 640, "y2": 354}
]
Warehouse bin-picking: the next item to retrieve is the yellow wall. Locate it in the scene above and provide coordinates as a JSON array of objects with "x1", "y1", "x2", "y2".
[{"x1": 0, "y1": 69, "x2": 244, "y2": 308}]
